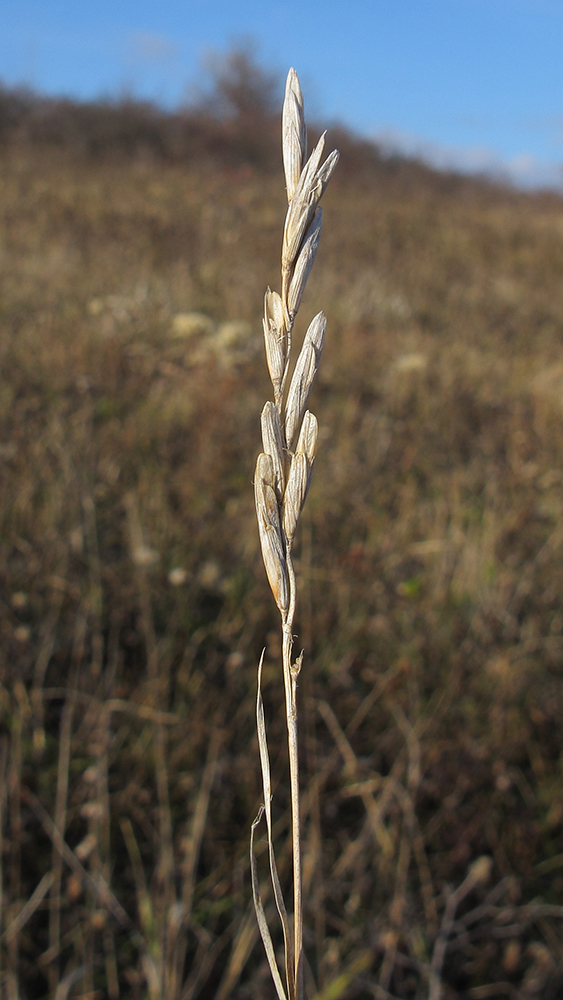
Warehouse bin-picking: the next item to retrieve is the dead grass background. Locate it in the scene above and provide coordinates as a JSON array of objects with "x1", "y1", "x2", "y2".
[{"x1": 2, "y1": 54, "x2": 563, "y2": 998}]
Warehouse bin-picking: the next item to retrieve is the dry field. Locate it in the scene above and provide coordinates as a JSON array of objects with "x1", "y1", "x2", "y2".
[{"x1": 2, "y1": 79, "x2": 563, "y2": 998}]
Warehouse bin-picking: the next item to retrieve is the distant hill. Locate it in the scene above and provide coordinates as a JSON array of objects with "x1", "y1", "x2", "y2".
[{"x1": 0, "y1": 49, "x2": 545, "y2": 205}]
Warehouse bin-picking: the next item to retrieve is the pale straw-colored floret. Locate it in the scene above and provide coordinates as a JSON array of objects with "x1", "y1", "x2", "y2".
[
  {"x1": 281, "y1": 132, "x2": 339, "y2": 296},
  {"x1": 263, "y1": 289, "x2": 288, "y2": 405},
  {"x1": 282, "y1": 411, "x2": 317, "y2": 546},
  {"x1": 288, "y1": 209, "x2": 323, "y2": 321},
  {"x1": 260, "y1": 401, "x2": 286, "y2": 499},
  {"x1": 284, "y1": 311, "x2": 326, "y2": 450},
  {"x1": 282, "y1": 68, "x2": 306, "y2": 201},
  {"x1": 254, "y1": 453, "x2": 289, "y2": 613}
]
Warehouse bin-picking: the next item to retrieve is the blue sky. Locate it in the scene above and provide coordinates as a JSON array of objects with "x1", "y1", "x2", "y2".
[{"x1": 2, "y1": 0, "x2": 563, "y2": 189}]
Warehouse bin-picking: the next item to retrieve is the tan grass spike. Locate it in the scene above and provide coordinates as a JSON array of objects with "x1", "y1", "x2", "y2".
[{"x1": 252, "y1": 68, "x2": 338, "y2": 1000}]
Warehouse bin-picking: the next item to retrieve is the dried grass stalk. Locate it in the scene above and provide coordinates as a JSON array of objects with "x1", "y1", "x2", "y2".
[{"x1": 252, "y1": 68, "x2": 338, "y2": 1000}]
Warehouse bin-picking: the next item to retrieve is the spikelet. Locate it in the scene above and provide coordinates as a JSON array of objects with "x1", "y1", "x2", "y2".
[
  {"x1": 263, "y1": 289, "x2": 288, "y2": 405},
  {"x1": 254, "y1": 453, "x2": 289, "y2": 612},
  {"x1": 282, "y1": 133, "x2": 339, "y2": 284},
  {"x1": 284, "y1": 312, "x2": 326, "y2": 450},
  {"x1": 288, "y1": 209, "x2": 322, "y2": 321},
  {"x1": 282, "y1": 453, "x2": 307, "y2": 547},
  {"x1": 282, "y1": 69, "x2": 306, "y2": 202},
  {"x1": 282, "y1": 411, "x2": 318, "y2": 545},
  {"x1": 261, "y1": 401, "x2": 286, "y2": 499}
]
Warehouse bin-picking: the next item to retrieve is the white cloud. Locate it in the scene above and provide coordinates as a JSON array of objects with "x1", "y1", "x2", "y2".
[
  {"x1": 506, "y1": 152, "x2": 563, "y2": 189},
  {"x1": 375, "y1": 127, "x2": 563, "y2": 191}
]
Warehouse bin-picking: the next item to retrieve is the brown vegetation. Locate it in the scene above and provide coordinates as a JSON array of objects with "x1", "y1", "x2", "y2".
[{"x1": 1, "y1": 56, "x2": 563, "y2": 998}]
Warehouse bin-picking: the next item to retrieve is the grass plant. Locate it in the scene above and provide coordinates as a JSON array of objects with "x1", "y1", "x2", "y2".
[{"x1": 251, "y1": 70, "x2": 338, "y2": 1000}]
